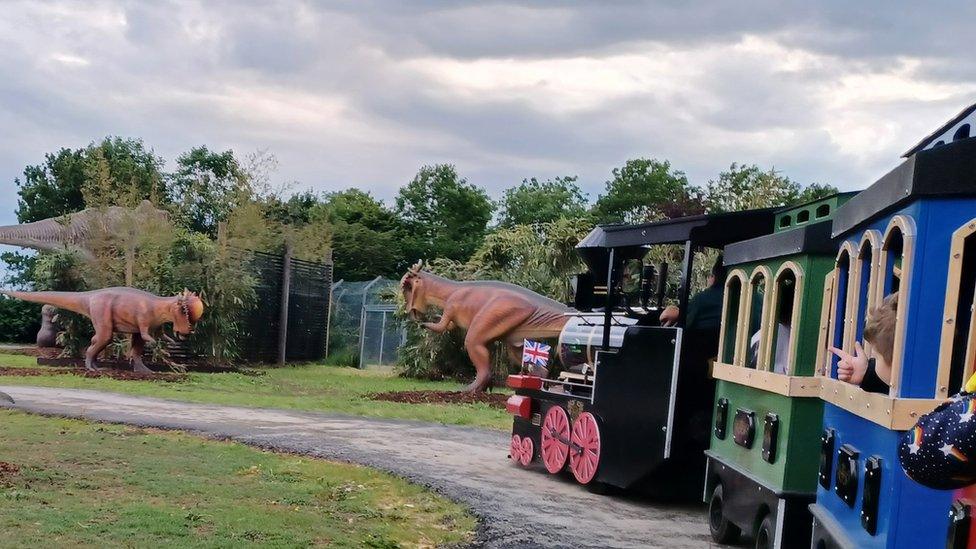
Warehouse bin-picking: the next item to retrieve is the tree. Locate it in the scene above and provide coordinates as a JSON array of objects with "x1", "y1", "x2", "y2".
[
  {"x1": 14, "y1": 148, "x2": 87, "y2": 223},
  {"x1": 80, "y1": 137, "x2": 167, "y2": 208},
  {"x1": 796, "y1": 182, "x2": 840, "y2": 204},
  {"x1": 593, "y1": 158, "x2": 702, "y2": 224},
  {"x1": 498, "y1": 176, "x2": 588, "y2": 227},
  {"x1": 167, "y1": 146, "x2": 248, "y2": 236},
  {"x1": 700, "y1": 163, "x2": 839, "y2": 213},
  {"x1": 323, "y1": 189, "x2": 398, "y2": 233},
  {"x1": 395, "y1": 165, "x2": 493, "y2": 263}
]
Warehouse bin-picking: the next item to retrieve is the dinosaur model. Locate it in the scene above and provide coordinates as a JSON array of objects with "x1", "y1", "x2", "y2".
[
  {"x1": 400, "y1": 261, "x2": 573, "y2": 392},
  {"x1": 1, "y1": 288, "x2": 204, "y2": 373},
  {"x1": 0, "y1": 200, "x2": 169, "y2": 260}
]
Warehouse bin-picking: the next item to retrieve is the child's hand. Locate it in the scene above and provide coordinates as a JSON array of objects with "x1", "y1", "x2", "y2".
[{"x1": 829, "y1": 342, "x2": 869, "y2": 385}]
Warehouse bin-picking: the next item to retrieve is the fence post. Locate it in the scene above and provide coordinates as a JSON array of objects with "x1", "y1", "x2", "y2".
[
  {"x1": 358, "y1": 276, "x2": 381, "y2": 368},
  {"x1": 325, "y1": 279, "x2": 343, "y2": 358},
  {"x1": 277, "y1": 241, "x2": 293, "y2": 366}
]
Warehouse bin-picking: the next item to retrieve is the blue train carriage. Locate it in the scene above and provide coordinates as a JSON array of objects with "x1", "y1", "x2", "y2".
[
  {"x1": 505, "y1": 208, "x2": 778, "y2": 498},
  {"x1": 705, "y1": 192, "x2": 855, "y2": 548},
  {"x1": 810, "y1": 103, "x2": 976, "y2": 548}
]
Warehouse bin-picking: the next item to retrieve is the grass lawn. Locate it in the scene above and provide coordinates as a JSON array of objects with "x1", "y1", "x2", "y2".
[
  {"x1": 0, "y1": 353, "x2": 511, "y2": 430},
  {"x1": 0, "y1": 409, "x2": 475, "y2": 548}
]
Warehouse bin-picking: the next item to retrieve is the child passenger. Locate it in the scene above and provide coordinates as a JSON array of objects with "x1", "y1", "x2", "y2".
[{"x1": 829, "y1": 294, "x2": 897, "y2": 394}]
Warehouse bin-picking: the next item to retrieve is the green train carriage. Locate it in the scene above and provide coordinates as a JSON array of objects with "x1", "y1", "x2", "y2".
[{"x1": 705, "y1": 193, "x2": 855, "y2": 548}]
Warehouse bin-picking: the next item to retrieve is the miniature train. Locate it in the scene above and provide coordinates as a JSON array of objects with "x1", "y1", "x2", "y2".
[{"x1": 503, "y1": 102, "x2": 976, "y2": 548}]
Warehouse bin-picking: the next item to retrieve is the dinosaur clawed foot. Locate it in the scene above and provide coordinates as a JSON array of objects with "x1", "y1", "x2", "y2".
[{"x1": 463, "y1": 373, "x2": 493, "y2": 393}]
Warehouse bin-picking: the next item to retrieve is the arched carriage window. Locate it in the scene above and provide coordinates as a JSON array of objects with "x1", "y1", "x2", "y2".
[
  {"x1": 938, "y1": 219, "x2": 976, "y2": 398},
  {"x1": 827, "y1": 244, "x2": 855, "y2": 378},
  {"x1": 742, "y1": 267, "x2": 771, "y2": 370},
  {"x1": 719, "y1": 270, "x2": 747, "y2": 365},
  {"x1": 766, "y1": 263, "x2": 803, "y2": 375},
  {"x1": 852, "y1": 232, "x2": 881, "y2": 352},
  {"x1": 878, "y1": 216, "x2": 915, "y2": 397}
]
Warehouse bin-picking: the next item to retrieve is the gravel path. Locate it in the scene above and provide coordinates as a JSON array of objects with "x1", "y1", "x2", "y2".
[{"x1": 0, "y1": 386, "x2": 710, "y2": 548}]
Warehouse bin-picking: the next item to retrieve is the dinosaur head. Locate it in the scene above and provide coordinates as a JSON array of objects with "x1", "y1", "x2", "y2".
[
  {"x1": 400, "y1": 260, "x2": 427, "y2": 321},
  {"x1": 172, "y1": 289, "x2": 205, "y2": 336}
]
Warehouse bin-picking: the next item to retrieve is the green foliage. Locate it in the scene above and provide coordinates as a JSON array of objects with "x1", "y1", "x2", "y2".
[
  {"x1": 593, "y1": 158, "x2": 702, "y2": 224},
  {"x1": 14, "y1": 148, "x2": 87, "y2": 223},
  {"x1": 79, "y1": 137, "x2": 168, "y2": 208},
  {"x1": 32, "y1": 250, "x2": 91, "y2": 357},
  {"x1": 700, "y1": 163, "x2": 839, "y2": 213},
  {"x1": 168, "y1": 146, "x2": 248, "y2": 236},
  {"x1": 395, "y1": 164, "x2": 493, "y2": 264},
  {"x1": 331, "y1": 222, "x2": 399, "y2": 280},
  {"x1": 0, "y1": 297, "x2": 40, "y2": 343},
  {"x1": 498, "y1": 176, "x2": 589, "y2": 227}
]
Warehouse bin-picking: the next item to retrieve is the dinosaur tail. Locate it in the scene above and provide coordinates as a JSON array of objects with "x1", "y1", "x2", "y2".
[{"x1": 1, "y1": 290, "x2": 90, "y2": 316}]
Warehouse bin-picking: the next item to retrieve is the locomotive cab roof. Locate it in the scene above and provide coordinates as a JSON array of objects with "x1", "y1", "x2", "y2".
[{"x1": 577, "y1": 207, "x2": 778, "y2": 250}]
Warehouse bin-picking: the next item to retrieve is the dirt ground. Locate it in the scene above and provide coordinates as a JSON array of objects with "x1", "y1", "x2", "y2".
[
  {"x1": 371, "y1": 389, "x2": 508, "y2": 409},
  {"x1": 0, "y1": 386, "x2": 711, "y2": 548},
  {"x1": 0, "y1": 367, "x2": 187, "y2": 382}
]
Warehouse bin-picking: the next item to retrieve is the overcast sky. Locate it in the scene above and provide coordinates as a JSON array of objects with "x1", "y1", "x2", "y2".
[{"x1": 1, "y1": 0, "x2": 975, "y2": 227}]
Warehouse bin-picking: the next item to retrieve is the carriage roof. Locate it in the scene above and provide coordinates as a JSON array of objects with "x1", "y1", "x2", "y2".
[
  {"x1": 833, "y1": 114, "x2": 976, "y2": 237},
  {"x1": 724, "y1": 192, "x2": 856, "y2": 265}
]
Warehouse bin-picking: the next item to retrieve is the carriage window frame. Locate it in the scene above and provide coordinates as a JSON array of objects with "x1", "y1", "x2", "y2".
[
  {"x1": 718, "y1": 269, "x2": 748, "y2": 365},
  {"x1": 850, "y1": 231, "x2": 881, "y2": 355},
  {"x1": 937, "y1": 218, "x2": 976, "y2": 398},
  {"x1": 877, "y1": 216, "x2": 916, "y2": 398},
  {"x1": 763, "y1": 262, "x2": 804, "y2": 376},
  {"x1": 740, "y1": 266, "x2": 773, "y2": 371},
  {"x1": 815, "y1": 269, "x2": 837, "y2": 377},
  {"x1": 831, "y1": 243, "x2": 857, "y2": 362}
]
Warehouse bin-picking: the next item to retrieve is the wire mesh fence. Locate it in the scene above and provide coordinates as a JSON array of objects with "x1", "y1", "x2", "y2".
[{"x1": 327, "y1": 277, "x2": 406, "y2": 369}]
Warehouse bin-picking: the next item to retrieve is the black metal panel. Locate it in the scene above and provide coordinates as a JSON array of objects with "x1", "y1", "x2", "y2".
[
  {"x1": 733, "y1": 408, "x2": 756, "y2": 449},
  {"x1": 238, "y1": 250, "x2": 285, "y2": 362},
  {"x1": 714, "y1": 398, "x2": 729, "y2": 439},
  {"x1": 285, "y1": 258, "x2": 332, "y2": 361},
  {"x1": 237, "y1": 250, "x2": 332, "y2": 363},
  {"x1": 819, "y1": 428, "x2": 835, "y2": 489},
  {"x1": 832, "y1": 137, "x2": 976, "y2": 236},
  {"x1": 724, "y1": 220, "x2": 837, "y2": 265},
  {"x1": 861, "y1": 456, "x2": 881, "y2": 535},
  {"x1": 948, "y1": 499, "x2": 974, "y2": 549},
  {"x1": 762, "y1": 412, "x2": 779, "y2": 463},
  {"x1": 590, "y1": 326, "x2": 678, "y2": 489},
  {"x1": 835, "y1": 444, "x2": 859, "y2": 508}
]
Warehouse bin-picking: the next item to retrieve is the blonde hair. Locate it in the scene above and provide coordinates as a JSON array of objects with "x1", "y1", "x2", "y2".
[{"x1": 864, "y1": 294, "x2": 898, "y2": 364}]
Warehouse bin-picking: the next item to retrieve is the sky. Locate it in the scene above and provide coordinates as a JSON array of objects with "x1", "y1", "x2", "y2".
[{"x1": 1, "y1": 0, "x2": 976, "y2": 228}]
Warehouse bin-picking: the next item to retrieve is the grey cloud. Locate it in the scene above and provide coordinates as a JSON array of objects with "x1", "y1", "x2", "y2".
[{"x1": 1, "y1": 0, "x2": 975, "y2": 232}]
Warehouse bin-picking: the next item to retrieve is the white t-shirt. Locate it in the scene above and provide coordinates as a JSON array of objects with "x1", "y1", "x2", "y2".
[{"x1": 749, "y1": 323, "x2": 792, "y2": 374}]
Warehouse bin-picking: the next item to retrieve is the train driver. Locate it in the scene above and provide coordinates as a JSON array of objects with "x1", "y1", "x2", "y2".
[{"x1": 659, "y1": 254, "x2": 727, "y2": 333}]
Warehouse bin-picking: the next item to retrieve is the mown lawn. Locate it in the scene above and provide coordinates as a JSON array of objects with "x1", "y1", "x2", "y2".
[
  {"x1": 0, "y1": 353, "x2": 510, "y2": 430},
  {"x1": 0, "y1": 409, "x2": 475, "y2": 548}
]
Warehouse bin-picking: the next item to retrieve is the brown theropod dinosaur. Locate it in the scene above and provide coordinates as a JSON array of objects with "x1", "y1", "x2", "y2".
[
  {"x1": 400, "y1": 261, "x2": 572, "y2": 392},
  {"x1": 1, "y1": 287, "x2": 204, "y2": 373}
]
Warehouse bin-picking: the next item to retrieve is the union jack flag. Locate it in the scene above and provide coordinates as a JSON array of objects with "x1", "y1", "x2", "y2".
[{"x1": 522, "y1": 339, "x2": 551, "y2": 367}]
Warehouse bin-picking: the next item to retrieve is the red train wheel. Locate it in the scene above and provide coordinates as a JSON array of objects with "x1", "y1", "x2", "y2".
[
  {"x1": 519, "y1": 436, "x2": 534, "y2": 466},
  {"x1": 569, "y1": 412, "x2": 601, "y2": 484},
  {"x1": 541, "y1": 406, "x2": 570, "y2": 474},
  {"x1": 510, "y1": 434, "x2": 523, "y2": 464}
]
